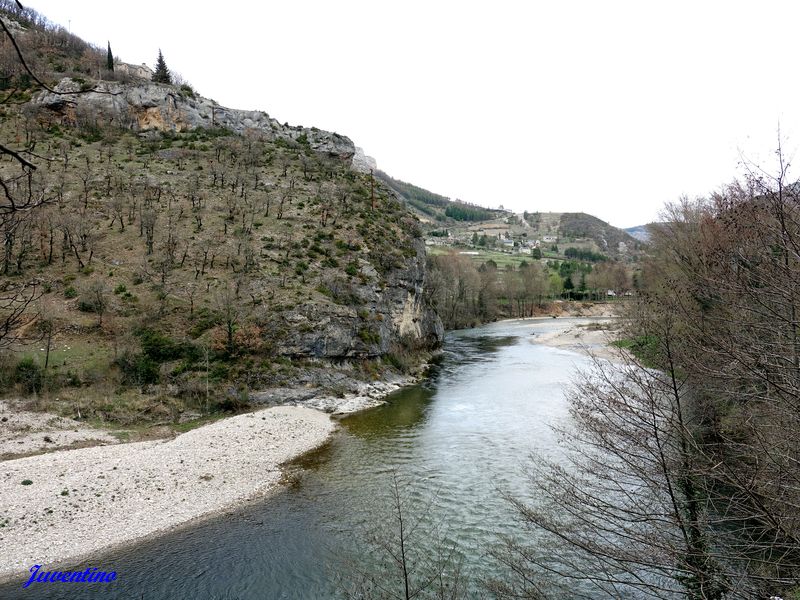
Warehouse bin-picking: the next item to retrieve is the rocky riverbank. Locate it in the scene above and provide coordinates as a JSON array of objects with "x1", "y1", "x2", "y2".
[
  {"x1": 0, "y1": 406, "x2": 334, "y2": 584},
  {"x1": 529, "y1": 317, "x2": 622, "y2": 361},
  {"x1": 0, "y1": 366, "x2": 432, "y2": 585}
]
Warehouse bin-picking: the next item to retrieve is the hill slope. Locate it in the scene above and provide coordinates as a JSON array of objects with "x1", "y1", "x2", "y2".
[
  {"x1": 0, "y1": 6, "x2": 442, "y2": 424},
  {"x1": 375, "y1": 170, "x2": 503, "y2": 224},
  {"x1": 624, "y1": 225, "x2": 652, "y2": 242}
]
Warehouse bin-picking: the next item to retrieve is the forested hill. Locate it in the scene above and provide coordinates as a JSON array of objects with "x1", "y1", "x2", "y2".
[
  {"x1": 375, "y1": 170, "x2": 503, "y2": 223},
  {"x1": 0, "y1": 3, "x2": 442, "y2": 424},
  {"x1": 557, "y1": 212, "x2": 642, "y2": 253}
]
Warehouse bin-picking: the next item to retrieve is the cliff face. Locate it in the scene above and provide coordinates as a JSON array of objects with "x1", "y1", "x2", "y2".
[
  {"x1": 279, "y1": 237, "x2": 443, "y2": 359},
  {"x1": 35, "y1": 78, "x2": 356, "y2": 161}
]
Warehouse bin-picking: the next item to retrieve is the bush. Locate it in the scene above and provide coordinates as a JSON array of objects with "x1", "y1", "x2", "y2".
[
  {"x1": 383, "y1": 351, "x2": 416, "y2": 373},
  {"x1": 213, "y1": 391, "x2": 251, "y2": 413},
  {"x1": 64, "y1": 286, "x2": 77, "y2": 299},
  {"x1": 78, "y1": 299, "x2": 100, "y2": 313},
  {"x1": 115, "y1": 351, "x2": 160, "y2": 386},
  {"x1": 358, "y1": 327, "x2": 380, "y2": 345},
  {"x1": 15, "y1": 357, "x2": 42, "y2": 393},
  {"x1": 137, "y1": 329, "x2": 199, "y2": 363}
]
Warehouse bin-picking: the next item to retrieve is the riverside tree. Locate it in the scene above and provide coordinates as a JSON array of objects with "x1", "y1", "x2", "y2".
[{"x1": 493, "y1": 146, "x2": 800, "y2": 599}]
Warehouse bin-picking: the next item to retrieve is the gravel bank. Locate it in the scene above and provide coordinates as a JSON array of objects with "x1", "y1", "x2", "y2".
[
  {"x1": 0, "y1": 405, "x2": 335, "y2": 583},
  {"x1": 529, "y1": 317, "x2": 622, "y2": 361},
  {"x1": 251, "y1": 372, "x2": 429, "y2": 416},
  {"x1": 0, "y1": 400, "x2": 119, "y2": 459}
]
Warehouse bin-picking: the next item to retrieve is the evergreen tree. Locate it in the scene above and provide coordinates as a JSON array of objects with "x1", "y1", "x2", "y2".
[
  {"x1": 106, "y1": 42, "x2": 114, "y2": 72},
  {"x1": 152, "y1": 49, "x2": 171, "y2": 84}
]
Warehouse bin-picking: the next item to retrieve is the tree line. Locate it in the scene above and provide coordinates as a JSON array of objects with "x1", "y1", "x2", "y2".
[
  {"x1": 425, "y1": 253, "x2": 630, "y2": 329},
  {"x1": 494, "y1": 151, "x2": 800, "y2": 599}
]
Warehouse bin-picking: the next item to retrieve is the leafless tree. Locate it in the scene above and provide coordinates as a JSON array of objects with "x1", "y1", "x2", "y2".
[
  {"x1": 492, "y1": 146, "x2": 800, "y2": 599},
  {"x1": 0, "y1": 280, "x2": 38, "y2": 349},
  {"x1": 0, "y1": 1, "x2": 110, "y2": 348},
  {"x1": 339, "y1": 472, "x2": 469, "y2": 600}
]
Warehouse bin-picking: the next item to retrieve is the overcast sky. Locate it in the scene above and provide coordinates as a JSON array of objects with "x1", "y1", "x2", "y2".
[{"x1": 26, "y1": 0, "x2": 800, "y2": 227}]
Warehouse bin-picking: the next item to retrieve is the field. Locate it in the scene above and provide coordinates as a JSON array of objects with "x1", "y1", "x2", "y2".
[{"x1": 426, "y1": 245, "x2": 562, "y2": 269}]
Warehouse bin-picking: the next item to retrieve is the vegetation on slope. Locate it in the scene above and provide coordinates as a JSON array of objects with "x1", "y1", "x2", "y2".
[
  {"x1": 0, "y1": 6, "x2": 438, "y2": 428},
  {"x1": 375, "y1": 170, "x2": 499, "y2": 223},
  {"x1": 558, "y1": 211, "x2": 641, "y2": 252}
]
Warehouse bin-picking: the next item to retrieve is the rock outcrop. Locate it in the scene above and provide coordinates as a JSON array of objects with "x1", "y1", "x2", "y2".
[
  {"x1": 34, "y1": 78, "x2": 356, "y2": 161},
  {"x1": 277, "y1": 237, "x2": 443, "y2": 359},
  {"x1": 352, "y1": 146, "x2": 378, "y2": 173}
]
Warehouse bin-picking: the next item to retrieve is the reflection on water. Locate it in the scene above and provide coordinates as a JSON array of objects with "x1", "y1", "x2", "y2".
[{"x1": 2, "y1": 319, "x2": 600, "y2": 600}]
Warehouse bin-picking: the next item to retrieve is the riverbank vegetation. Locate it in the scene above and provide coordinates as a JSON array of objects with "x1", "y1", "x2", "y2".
[
  {"x1": 425, "y1": 252, "x2": 630, "y2": 328},
  {"x1": 496, "y1": 152, "x2": 800, "y2": 599}
]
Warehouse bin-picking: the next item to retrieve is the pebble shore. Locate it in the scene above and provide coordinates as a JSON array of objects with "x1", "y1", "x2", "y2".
[{"x1": 0, "y1": 406, "x2": 334, "y2": 583}]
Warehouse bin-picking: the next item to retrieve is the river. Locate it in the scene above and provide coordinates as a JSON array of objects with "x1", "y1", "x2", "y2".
[{"x1": 3, "y1": 318, "x2": 604, "y2": 600}]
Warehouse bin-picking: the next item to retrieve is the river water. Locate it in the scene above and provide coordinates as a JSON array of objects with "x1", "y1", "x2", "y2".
[{"x1": 4, "y1": 318, "x2": 602, "y2": 600}]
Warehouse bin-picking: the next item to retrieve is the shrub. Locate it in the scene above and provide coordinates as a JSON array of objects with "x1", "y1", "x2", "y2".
[
  {"x1": 358, "y1": 327, "x2": 380, "y2": 345},
  {"x1": 213, "y1": 390, "x2": 251, "y2": 413},
  {"x1": 64, "y1": 286, "x2": 77, "y2": 299},
  {"x1": 137, "y1": 329, "x2": 199, "y2": 363},
  {"x1": 15, "y1": 357, "x2": 42, "y2": 393},
  {"x1": 78, "y1": 298, "x2": 100, "y2": 313},
  {"x1": 115, "y1": 351, "x2": 160, "y2": 386}
]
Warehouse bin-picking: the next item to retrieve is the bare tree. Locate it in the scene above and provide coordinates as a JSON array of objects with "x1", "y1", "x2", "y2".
[
  {"x1": 339, "y1": 472, "x2": 468, "y2": 600},
  {"x1": 0, "y1": 281, "x2": 38, "y2": 349},
  {"x1": 493, "y1": 147, "x2": 800, "y2": 599},
  {"x1": 0, "y1": 1, "x2": 109, "y2": 348}
]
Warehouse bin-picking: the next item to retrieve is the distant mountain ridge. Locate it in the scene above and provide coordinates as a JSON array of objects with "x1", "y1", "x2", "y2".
[
  {"x1": 624, "y1": 225, "x2": 653, "y2": 242},
  {"x1": 374, "y1": 172, "x2": 642, "y2": 258}
]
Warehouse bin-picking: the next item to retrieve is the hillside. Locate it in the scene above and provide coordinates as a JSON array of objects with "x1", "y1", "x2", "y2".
[
  {"x1": 0, "y1": 6, "x2": 442, "y2": 426},
  {"x1": 372, "y1": 167, "x2": 641, "y2": 259},
  {"x1": 426, "y1": 209, "x2": 643, "y2": 262},
  {"x1": 557, "y1": 212, "x2": 642, "y2": 255},
  {"x1": 375, "y1": 170, "x2": 504, "y2": 224},
  {"x1": 624, "y1": 224, "x2": 652, "y2": 242}
]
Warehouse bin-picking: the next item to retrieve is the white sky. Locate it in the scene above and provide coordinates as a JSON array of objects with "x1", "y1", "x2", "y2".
[{"x1": 25, "y1": 0, "x2": 800, "y2": 228}]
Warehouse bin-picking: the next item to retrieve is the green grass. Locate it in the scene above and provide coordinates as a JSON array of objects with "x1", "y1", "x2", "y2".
[
  {"x1": 19, "y1": 338, "x2": 111, "y2": 374},
  {"x1": 612, "y1": 335, "x2": 660, "y2": 368},
  {"x1": 170, "y1": 412, "x2": 229, "y2": 433},
  {"x1": 427, "y1": 245, "x2": 541, "y2": 269}
]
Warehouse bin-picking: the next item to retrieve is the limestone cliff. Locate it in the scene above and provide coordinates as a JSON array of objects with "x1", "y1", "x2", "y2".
[
  {"x1": 278, "y1": 237, "x2": 443, "y2": 359},
  {"x1": 34, "y1": 78, "x2": 356, "y2": 161}
]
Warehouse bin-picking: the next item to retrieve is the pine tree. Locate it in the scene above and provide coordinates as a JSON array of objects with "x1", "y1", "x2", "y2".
[
  {"x1": 152, "y1": 49, "x2": 171, "y2": 84},
  {"x1": 106, "y1": 42, "x2": 114, "y2": 72}
]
